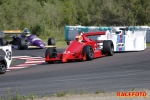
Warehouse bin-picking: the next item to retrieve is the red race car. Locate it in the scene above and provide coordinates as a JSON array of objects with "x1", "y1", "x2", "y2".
[{"x1": 45, "y1": 31, "x2": 114, "y2": 63}]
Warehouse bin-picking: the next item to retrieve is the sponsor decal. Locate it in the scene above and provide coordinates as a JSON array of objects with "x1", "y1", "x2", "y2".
[
  {"x1": 116, "y1": 34, "x2": 125, "y2": 51},
  {"x1": 63, "y1": 51, "x2": 70, "y2": 54},
  {"x1": 6, "y1": 49, "x2": 12, "y2": 60},
  {"x1": 117, "y1": 43, "x2": 125, "y2": 47}
]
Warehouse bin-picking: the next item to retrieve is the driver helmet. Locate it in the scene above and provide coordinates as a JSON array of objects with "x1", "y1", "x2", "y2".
[
  {"x1": 75, "y1": 31, "x2": 83, "y2": 42},
  {"x1": 115, "y1": 28, "x2": 121, "y2": 34},
  {"x1": 23, "y1": 28, "x2": 31, "y2": 36}
]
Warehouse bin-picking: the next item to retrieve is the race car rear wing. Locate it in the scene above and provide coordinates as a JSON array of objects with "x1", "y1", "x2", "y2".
[
  {"x1": 85, "y1": 31, "x2": 106, "y2": 36},
  {"x1": 0, "y1": 30, "x2": 22, "y2": 37}
]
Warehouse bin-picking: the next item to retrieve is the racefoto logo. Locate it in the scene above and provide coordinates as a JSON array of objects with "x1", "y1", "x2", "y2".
[{"x1": 117, "y1": 91, "x2": 147, "y2": 98}]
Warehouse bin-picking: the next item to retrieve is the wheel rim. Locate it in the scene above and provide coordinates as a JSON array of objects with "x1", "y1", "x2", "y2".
[
  {"x1": 18, "y1": 44, "x2": 20, "y2": 49},
  {"x1": 51, "y1": 49, "x2": 57, "y2": 58},
  {"x1": 110, "y1": 44, "x2": 114, "y2": 54},
  {"x1": 0, "y1": 64, "x2": 6, "y2": 72},
  {"x1": 88, "y1": 47, "x2": 93, "y2": 57}
]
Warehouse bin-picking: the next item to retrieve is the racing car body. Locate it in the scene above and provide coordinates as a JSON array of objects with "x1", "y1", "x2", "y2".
[
  {"x1": 0, "y1": 45, "x2": 12, "y2": 74},
  {"x1": 0, "y1": 29, "x2": 55, "y2": 50},
  {"x1": 45, "y1": 31, "x2": 114, "y2": 63},
  {"x1": 65, "y1": 26, "x2": 148, "y2": 52},
  {"x1": 97, "y1": 26, "x2": 147, "y2": 51}
]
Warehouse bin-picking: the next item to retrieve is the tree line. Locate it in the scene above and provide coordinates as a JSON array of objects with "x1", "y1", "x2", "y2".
[{"x1": 0, "y1": 0, "x2": 150, "y2": 40}]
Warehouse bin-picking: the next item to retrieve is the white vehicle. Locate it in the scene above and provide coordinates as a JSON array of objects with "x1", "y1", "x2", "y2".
[
  {"x1": 97, "y1": 26, "x2": 147, "y2": 51},
  {"x1": 65, "y1": 26, "x2": 148, "y2": 52},
  {"x1": 0, "y1": 45, "x2": 12, "y2": 74}
]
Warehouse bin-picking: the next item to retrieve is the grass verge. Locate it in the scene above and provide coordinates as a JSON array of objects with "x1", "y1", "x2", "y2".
[
  {"x1": 55, "y1": 41, "x2": 68, "y2": 48},
  {"x1": 0, "y1": 89, "x2": 149, "y2": 100},
  {"x1": 147, "y1": 42, "x2": 150, "y2": 47}
]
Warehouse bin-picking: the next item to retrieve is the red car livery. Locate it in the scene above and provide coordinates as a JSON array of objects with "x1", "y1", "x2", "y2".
[{"x1": 45, "y1": 31, "x2": 114, "y2": 63}]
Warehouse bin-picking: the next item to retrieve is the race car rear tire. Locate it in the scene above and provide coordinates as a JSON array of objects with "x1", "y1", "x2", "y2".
[
  {"x1": 0, "y1": 57, "x2": 7, "y2": 74},
  {"x1": 45, "y1": 47, "x2": 57, "y2": 63},
  {"x1": 48, "y1": 38, "x2": 55, "y2": 45},
  {"x1": 82, "y1": 45, "x2": 94, "y2": 60},
  {"x1": 103, "y1": 40, "x2": 114, "y2": 56},
  {"x1": 0, "y1": 38, "x2": 7, "y2": 46},
  {"x1": 66, "y1": 41, "x2": 70, "y2": 45},
  {"x1": 18, "y1": 38, "x2": 26, "y2": 50}
]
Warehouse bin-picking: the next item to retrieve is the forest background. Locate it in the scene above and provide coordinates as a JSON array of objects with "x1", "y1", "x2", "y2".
[{"x1": 0, "y1": 0, "x2": 150, "y2": 41}]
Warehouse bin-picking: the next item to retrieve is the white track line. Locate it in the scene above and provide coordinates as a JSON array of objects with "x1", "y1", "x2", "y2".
[
  {"x1": 8, "y1": 67, "x2": 26, "y2": 69},
  {"x1": 12, "y1": 56, "x2": 31, "y2": 58},
  {"x1": 26, "y1": 59, "x2": 45, "y2": 61},
  {"x1": 14, "y1": 57, "x2": 44, "y2": 60},
  {"x1": 16, "y1": 64, "x2": 37, "y2": 66},
  {"x1": 25, "y1": 61, "x2": 45, "y2": 63}
]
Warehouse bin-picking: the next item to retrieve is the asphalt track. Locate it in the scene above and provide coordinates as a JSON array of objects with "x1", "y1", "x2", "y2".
[{"x1": 0, "y1": 47, "x2": 150, "y2": 98}]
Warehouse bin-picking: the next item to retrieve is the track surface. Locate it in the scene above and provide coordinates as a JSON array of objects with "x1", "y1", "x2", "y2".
[{"x1": 0, "y1": 48, "x2": 150, "y2": 98}]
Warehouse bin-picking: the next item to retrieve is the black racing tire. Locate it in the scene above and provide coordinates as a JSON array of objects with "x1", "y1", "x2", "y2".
[
  {"x1": 45, "y1": 47, "x2": 57, "y2": 63},
  {"x1": 66, "y1": 41, "x2": 70, "y2": 45},
  {"x1": 48, "y1": 38, "x2": 55, "y2": 45},
  {"x1": 82, "y1": 45, "x2": 94, "y2": 60},
  {"x1": 0, "y1": 38, "x2": 7, "y2": 46},
  {"x1": 11, "y1": 39, "x2": 18, "y2": 45},
  {"x1": 17, "y1": 38, "x2": 26, "y2": 50},
  {"x1": 25, "y1": 45, "x2": 28, "y2": 50},
  {"x1": 0, "y1": 57, "x2": 7, "y2": 74},
  {"x1": 103, "y1": 40, "x2": 114, "y2": 56}
]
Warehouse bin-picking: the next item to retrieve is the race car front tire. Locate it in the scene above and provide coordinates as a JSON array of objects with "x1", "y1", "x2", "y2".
[
  {"x1": 0, "y1": 37, "x2": 7, "y2": 46},
  {"x1": 0, "y1": 57, "x2": 7, "y2": 74},
  {"x1": 45, "y1": 47, "x2": 57, "y2": 63},
  {"x1": 18, "y1": 38, "x2": 26, "y2": 50},
  {"x1": 48, "y1": 38, "x2": 55, "y2": 45},
  {"x1": 103, "y1": 40, "x2": 114, "y2": 56},
  {"x1": 82, "y1": 45, "x2": 94, "y2": 60}
]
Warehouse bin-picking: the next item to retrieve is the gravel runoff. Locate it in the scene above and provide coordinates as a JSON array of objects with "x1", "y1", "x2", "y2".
[{"x1": 29, "y1": 89, "x2": 150, "y2": 100}]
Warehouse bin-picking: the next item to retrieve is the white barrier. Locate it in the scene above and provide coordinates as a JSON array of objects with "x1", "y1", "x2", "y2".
[
  {"x1": 65, "y1": 26, "x2": 150, "y2": 42},
  {"x1": 146, "y1": 28, "x2": 150, "y2": 42}
]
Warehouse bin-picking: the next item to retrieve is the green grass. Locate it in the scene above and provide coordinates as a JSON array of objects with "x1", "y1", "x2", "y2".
[
  {"x1": 0, "y1": 88, "x2": 106, "y2": 100},
  {"x1": 95, "y1": 90, "x2": 106, "y2": 94},
  {"x1": 52, "y1": 92, "x2": 66, "y2": 97},
  {"x1": 147, "y1": 43, "x2": 150, "y2": 47},
  {"x1": 1, "y1": 87, "x2": 148, "y2": 100},
  {"x1": 55, "y1": 41, "x2": 68, "y2": 48}
]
